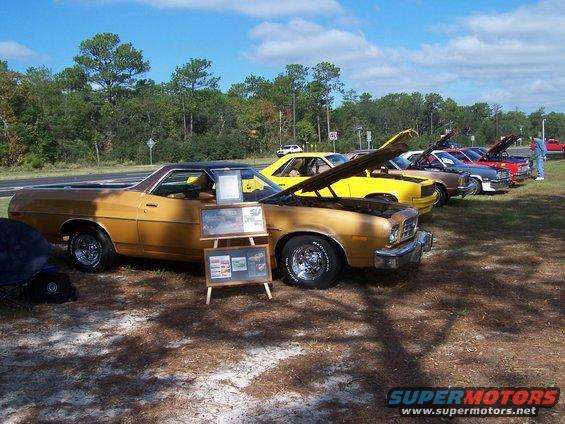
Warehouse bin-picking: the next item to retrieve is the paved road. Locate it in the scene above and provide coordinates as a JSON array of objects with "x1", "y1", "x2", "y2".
[
  {"x1": 0, "y1": 164, "x2": 269, "y2": 197},
  {"x1": 0, "y1": 171, "x2": 152, "y2": 197}
]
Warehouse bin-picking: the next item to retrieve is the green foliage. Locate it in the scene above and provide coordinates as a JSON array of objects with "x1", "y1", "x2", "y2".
[
  {"x1": 74, "y1": 33, "x2": 149, "y2": 102},
  {"x1": 1, "y1": 33, "x2": 564, "y2": 168}
]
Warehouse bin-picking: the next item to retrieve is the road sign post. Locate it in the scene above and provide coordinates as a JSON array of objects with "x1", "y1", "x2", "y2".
[
  {"x1": 329, "y1": 131, "x2": 338, "y2": 152},
  {"x1": 355, "y1": 126, "x2": 363, "y2": 149},
  {"x1": 147, "y1": 138, "x2": 156, "y2": 165}
]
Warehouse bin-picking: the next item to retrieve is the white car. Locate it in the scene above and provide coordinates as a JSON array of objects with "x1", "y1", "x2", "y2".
[
  {"x1": 400, "y1": 150, "x2": 511, "y2": 194},
  {"x1": 276, "y1": 144, "x2": 303, "y2": 157}
]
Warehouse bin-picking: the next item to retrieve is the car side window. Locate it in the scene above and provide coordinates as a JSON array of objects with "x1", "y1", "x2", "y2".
[
  {"x1": 280, "y1": 158, "x2": 307, "y2": 177},
  {"x1": 427, "y1": 155, "x2": 443, "y2": 166},
  {"x1": 272, "y1": 159, "x2": 292, "y2": 177},
  {"x1": 450, "y1": 151, "x2": 467, "y2": 161},
  {"x1": 152, "y1": 170, "x2": 212, "y2": 200}
]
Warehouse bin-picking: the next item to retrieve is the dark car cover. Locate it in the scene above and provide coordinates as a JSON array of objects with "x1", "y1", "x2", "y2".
[{"x1": 0, "y1": 218, "x2": 51, "y2": 285}]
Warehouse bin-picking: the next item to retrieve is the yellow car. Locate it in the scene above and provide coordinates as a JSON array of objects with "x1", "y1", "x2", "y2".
[{"x1": 261, "y1": 140, "x2": 438, "y2": 214}]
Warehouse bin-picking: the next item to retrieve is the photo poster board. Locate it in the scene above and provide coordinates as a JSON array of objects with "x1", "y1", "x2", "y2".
[
  {"x1": 215, "y1": 169, "x2": 243, "y2": 205},
  {"x1": 200, "y1": 204, "x2": 268, "y2": 240},
  {"x1": 204, "y1": 245, "x2": 272, "y2": 287}
]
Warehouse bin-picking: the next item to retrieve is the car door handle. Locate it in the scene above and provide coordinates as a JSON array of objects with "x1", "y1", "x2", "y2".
[
  {"x1": 279, "y1": 183, "x2": 286, "y2": 187},
  {"x1": 146, "y1": 203, "x2": 158, "y2": 207}
]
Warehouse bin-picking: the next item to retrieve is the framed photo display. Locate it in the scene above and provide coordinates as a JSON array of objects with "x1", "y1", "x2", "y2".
[
  {"x1": 200, "y1": 204, "x2": 268, "y2": 240},
  {"x1": 214, "y1": 169, "x2": 243, "y2": 204},
  {"x1": 204, "y1": 245, "x2": 272, "y2": 287}
]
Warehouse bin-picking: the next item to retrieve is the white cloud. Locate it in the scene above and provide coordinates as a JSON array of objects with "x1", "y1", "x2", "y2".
[
  {"x1": 0, "y1": 41, "x2": 47, "y2": 61},
  {"x1": 96, "y1": 0, "x2": 343, "y2": 18},
  {"x1": 245, "y1": 0, "x2": 565, "y2": 110}
]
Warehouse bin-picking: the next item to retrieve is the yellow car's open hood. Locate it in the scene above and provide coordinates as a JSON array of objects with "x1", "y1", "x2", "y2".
[
  {"x1": 377, "y1": 129, "x2": 418, "y2": 150},
  {"x1": 266, "y1": 143, "x2": 409, "y2": 198}
]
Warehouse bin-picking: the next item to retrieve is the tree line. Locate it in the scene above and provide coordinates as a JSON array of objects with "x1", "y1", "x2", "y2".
[{"x1": 1, "y1": 32, "x2": 564, "y2": 169}]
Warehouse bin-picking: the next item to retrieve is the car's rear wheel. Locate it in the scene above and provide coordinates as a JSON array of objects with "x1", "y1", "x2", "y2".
[
  {"x1": 280, "y1": 235, "x2": 342, "y2": 289},
  {"x1": 68, "y1": 225, "x2": 115, "y2": 272},
  {"x1": 469, "y1": 177, "x2": 482, "y2": 195},
  {"x1": 433, "y1": 184, "x2": 448, "y2": 206}
]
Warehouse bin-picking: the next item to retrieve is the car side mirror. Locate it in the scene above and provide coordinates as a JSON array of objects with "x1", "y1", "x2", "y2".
[{"x1": 198, "y1": 192, "x2": 215, "y2": 202}]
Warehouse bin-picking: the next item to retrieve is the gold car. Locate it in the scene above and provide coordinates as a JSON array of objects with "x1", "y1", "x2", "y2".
[
  {"x1": 261, "y1": 142, "x2": 437, "y2": 214},
  {"x1": 9, "y1": 146, "x2": 433, "y2": 289}
]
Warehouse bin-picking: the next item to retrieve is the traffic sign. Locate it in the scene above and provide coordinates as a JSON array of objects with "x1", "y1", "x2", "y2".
[{"x1": 329, "y1": 131, "x2": 338, "y2": 141}]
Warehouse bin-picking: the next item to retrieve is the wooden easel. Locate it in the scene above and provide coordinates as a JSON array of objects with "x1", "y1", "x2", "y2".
[{"x1": 205, "y1": 235, "x2": 273, "y2": 305}]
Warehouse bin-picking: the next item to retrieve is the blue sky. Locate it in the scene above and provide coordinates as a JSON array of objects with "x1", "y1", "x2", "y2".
[{"x1": 1, "y1": 0, "x2": 563, "y2": 111}]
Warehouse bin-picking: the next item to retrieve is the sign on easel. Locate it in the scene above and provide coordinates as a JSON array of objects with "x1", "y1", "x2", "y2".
[
  {"x1": 200, "y1": 204, "x2": 268, "y2": 240},
  {"x1": 200, "y1": 202, "x2": 272, "y2": 304},
  {"x1": 204, "y1": 244, "x2": 272, "y2": 287}
]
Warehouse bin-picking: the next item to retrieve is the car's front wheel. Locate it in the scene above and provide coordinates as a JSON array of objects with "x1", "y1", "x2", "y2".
[
  {"x1": 68, "y1": 225, "x2": 116, "y2": 272},
  {"x1": 469, "y1": 177, "x2": 482, "y2": 195},
  {"x1": 280, "y1": 235, "x2": 342, "y2": 289},
  {"x1": 433, "y1": 184, "x2": 448, "y2": 206}
]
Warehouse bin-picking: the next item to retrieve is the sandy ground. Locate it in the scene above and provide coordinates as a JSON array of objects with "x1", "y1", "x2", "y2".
[{"x1": 1, "y1": 180, "x2": 563, "y2": 423}]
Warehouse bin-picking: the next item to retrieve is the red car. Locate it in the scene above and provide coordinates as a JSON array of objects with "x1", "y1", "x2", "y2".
[
  {"x1": 445, "y1": 135, "x2": 531, "y2": 183},
  {"x1": 530, "y1": 138, "x2": 565, "y2": 153}
]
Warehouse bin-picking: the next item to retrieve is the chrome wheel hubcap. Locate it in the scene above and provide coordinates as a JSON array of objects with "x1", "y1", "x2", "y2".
[
  {"x1": 74, "y1": 234, "x2": 101, "y2": 266},
  {"x1": 291, "y1": 245, "x2": 326, "y2": 281}
]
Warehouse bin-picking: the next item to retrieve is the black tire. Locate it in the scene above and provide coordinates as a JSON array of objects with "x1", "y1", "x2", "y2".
[
  {"x1": 280, "y1": 235, "x2": 342, "y2": 289},
  {"x1": 469, "y1": 177, "x2": 482, "y2": 195},
  {"x1": 68, "y1": 225, "x2": 115, "y2": 272},
  {"x1": 433, "y1": 184, "x2": 448, "y2": 206}
]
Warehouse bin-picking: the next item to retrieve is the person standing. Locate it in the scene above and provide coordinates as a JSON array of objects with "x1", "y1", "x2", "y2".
[{"x1": 532, "y1": 136, "x2": 548, "y2": 180}]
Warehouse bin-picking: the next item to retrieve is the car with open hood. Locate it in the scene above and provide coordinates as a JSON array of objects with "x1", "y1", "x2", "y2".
[
  {"x1": 530, "y1": 138, "x2": 565, "y2": 154},
  {"x1": 401, "y1": 143, "x2": 511, "y2": 195},
  {"x1": 443, "y1": 135, "x2": 531, "y2": 183},
  {"x1": 346, "y1": 130, "x2": 474, "y2": 206},
  {"x1": 261, "y1": 143, "x2": 438, "y2": 214},
  {"x1": 9, "y1": 146, "x2": 433, "y2": 290}
]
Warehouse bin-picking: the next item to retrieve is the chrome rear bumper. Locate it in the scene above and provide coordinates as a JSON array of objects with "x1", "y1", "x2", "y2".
[{"x1": 374, "y1": 230, "x2": 433, "y2": 269}]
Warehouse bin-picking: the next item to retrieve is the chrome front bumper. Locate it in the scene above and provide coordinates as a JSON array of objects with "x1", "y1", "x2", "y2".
[
  {"x1": 457, "y1": 181, "x2": 475, "y2": 197},
  {"x1": 374, "y1": 230, "x2": 433, "y2": 269}
]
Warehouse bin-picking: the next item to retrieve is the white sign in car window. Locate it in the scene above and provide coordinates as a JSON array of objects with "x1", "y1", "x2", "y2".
[
  {"x1": 442, "y1": 158, "x2": 455, "y2": 165},
  {"x1": 215, "y1": 170, "x2": 243, "y2": 204}
]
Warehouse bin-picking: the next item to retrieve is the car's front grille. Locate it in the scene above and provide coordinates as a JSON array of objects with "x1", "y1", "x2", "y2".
[
  {"x1": 421, "y1": 184, "x2": 435, "y2": 198},
  {"x1": 401, "y1": 216, "x2": 418, "y2": 242}
]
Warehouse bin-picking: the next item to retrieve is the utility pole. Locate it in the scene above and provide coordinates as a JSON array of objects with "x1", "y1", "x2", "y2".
[
  {"x1": 147, "y1": 138, "x2": 156, "y2": 165},
  {"x1": 542, "y1": 118, "x2": 546, "y2": 143},
  {"x1": 279, "y1": 110, "x2": 282, "y2": 149},
  {"x1": 292, "y1": 91, "x2": 296, "y2": 143}
]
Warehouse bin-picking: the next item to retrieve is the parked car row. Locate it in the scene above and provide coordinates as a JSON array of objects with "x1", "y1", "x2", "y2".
[{"x1": 7, "y1": 129, "x2": 532, "y2": 291}]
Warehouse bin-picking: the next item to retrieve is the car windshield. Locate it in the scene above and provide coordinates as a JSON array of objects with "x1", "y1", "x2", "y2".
[
  {"x1": 282, "y1": 145, "x2": 293, "y2": 149},
  {"x1": 462, "y1": 149, "x2": 482, "y2": 160},
  {"x1": 325, "y1": 154, "x2": 348, "y2": 167},
  {"x1": 389, "y1": 156, "x2": 412, "y2": 169},
  {"x1": 435, "y1": 151, "x2": 464, "y2": 165},
  {"x1": 212, "y1": 168, "x2": 281, "y2": 202}
]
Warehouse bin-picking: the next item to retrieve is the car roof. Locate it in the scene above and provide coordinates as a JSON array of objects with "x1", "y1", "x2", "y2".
[{"x1": 282, "y1": 152, "x2": 340, "y2": 158}]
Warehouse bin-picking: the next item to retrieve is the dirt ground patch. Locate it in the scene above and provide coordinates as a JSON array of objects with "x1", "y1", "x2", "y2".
[{"x1": 1, "y1": 162, "x2": 564, "y2": 423}]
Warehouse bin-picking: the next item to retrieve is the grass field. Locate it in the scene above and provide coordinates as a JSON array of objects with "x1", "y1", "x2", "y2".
[
  {"x1": 0, "y1": 160, "x2": 563, "y2": 422},
  {"x1": 0, "y1": 197, "x2": 9, "y2": 218}
]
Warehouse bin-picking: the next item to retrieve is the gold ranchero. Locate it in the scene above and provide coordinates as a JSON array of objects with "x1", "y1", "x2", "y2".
[{"x1": 9, "y1": 145, "x2": 433, "y2": 289}]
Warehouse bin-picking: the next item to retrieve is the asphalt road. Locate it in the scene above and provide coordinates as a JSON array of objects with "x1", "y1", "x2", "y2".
[
  {"x1": 0, "y1": 164, "x2": 269, "y2": 197},
  {"x1": 0, "y1": 171, "x2": 151, "y2": 197}
]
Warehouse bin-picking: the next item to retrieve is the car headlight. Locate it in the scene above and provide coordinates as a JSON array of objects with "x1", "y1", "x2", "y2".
[{"x1": 389, "y1": 224, "x2": 399, "y2": 244}]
